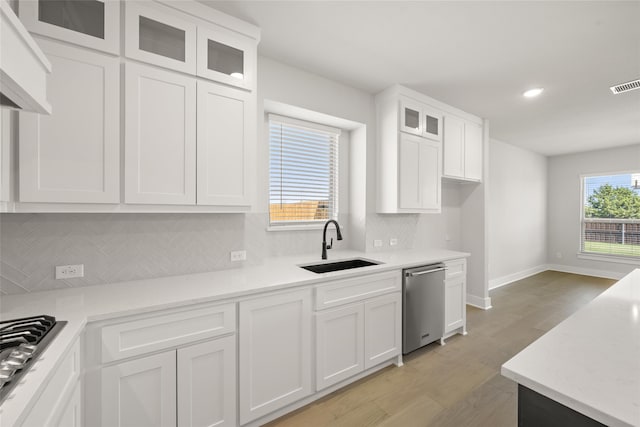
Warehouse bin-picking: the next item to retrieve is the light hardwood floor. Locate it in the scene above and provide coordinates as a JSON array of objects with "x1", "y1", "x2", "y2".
[{"x1": 266, "y1": 271, "x2": 616, "y2": 427}]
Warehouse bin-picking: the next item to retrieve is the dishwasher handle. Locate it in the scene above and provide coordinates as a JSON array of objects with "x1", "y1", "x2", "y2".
[{"x1": 405, "y1": 266, "x2": 446, "y2": 277}]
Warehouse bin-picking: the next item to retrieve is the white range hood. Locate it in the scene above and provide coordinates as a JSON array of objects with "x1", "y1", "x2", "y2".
[{"x1": 0, "y1": 0, "x2": 51, "y2": 114}]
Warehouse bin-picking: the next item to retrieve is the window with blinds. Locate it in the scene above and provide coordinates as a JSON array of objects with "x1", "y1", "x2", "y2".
[
  {"x1": 581, "y1": 172, "x2": 640, "y2": 258},
  {"x1": 269, "y1": 114, "x2": 340, "y2": 225}
]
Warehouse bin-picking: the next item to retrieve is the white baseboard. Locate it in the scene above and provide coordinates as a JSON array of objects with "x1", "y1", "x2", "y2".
[
  {"x1": 466, "y1": 293, "x2": 492, "y2": 310},
  {"x1": 546, "y1": 264, "x2": 627, "y2": 280},
  {"x1": 488, "y1": 264, "x2": 550, "y2": 290}
]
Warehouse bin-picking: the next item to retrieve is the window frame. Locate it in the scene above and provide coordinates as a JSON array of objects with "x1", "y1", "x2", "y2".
[
  {"x1": 578, "y1": 171, "x2": 640, "y2": 264},
  {"x1": 267, "y1": 114, "x2": 341, "y2": 230}
]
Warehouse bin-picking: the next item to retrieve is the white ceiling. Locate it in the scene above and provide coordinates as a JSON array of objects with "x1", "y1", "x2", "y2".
[{"x1": 204, "y1": 1, "x2": 640, "y2": 157}]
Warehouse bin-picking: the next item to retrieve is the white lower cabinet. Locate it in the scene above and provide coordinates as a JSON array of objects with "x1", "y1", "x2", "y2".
[
  {"x1": 100, "y1": 336, "x2": 236, "y2": 427},
  {"x1": 21, "y1": 339, "x2": 81, "y2": 427},
  {"x1": 315, "y1": 272, "x2": 402, "y2": 392},
  {"x1": 102, "y1": 351, "x2": 177, "y2": 427},
  {"x1": 364, "y1": 292, "x2": 402, "y2": 369},
  {"x1": 177, "y1": 337, "x2": 236, "y2": 427},
  {"x1": 444, "y1": 259, "x2": 467, "y2": 337},
  {"x1": 445, "y1": 277, "x2": 465, "y2": 333},
  {"x1": 239, "y1": 289, "x2": 313, "y2": 424},
  {"x1": 55, "y1": 381, "x2": 82, "y2": 427},
  {"x1": 316, "y1": 304, "x2": 365, "y2": 390}
]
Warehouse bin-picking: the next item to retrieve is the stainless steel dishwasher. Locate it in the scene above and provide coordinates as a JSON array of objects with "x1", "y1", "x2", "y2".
[{"x1": 402, "y1": 263, "x2": 446, "y2": 354}]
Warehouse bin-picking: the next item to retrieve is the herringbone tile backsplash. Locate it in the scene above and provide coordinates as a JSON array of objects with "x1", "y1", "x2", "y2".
[
  {"x1": 0, "y1": 205, "x2": 459, "y2": 294},
  {"x1": 0, "y1": 212, "x2": 347, "y2": 295},
  {"x1": 0, "y1": 213, "x2": 252, "y2": 294}
]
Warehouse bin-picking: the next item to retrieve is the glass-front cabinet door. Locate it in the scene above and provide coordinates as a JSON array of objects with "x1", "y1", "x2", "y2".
[
  {"x1": 124, "y1": 1, "x2": 197, "y2": 74},
  {"x1": 399, "y1": 97, "x2": 423, "y2": 136},
  {"x1": 422, "y1": 105, "x2": 442, "y2": 141},
  {"x1": 19, "y1": 0, "x2": 120, "y2": 54},
  {"x1": 197, "y1": 27, "x2": 256, "y2": 91}
]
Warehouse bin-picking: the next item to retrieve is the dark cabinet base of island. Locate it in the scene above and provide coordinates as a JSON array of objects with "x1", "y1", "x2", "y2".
[{"x1": 518, "y1": 385, "x2": 606, "y2": 427}]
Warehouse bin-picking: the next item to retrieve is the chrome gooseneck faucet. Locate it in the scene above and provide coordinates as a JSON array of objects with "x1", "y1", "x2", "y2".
[{"x1": 322, "y1": 219, "x2": 343, "y2": 260}]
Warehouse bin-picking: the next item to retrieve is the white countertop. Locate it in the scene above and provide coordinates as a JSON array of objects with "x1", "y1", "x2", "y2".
[
  {"x1": 0, "y1": 248, "x2": 468, "y2": 426},
  {"x1": 501, "y1": 268, "x2": 640, "y2": 427}
]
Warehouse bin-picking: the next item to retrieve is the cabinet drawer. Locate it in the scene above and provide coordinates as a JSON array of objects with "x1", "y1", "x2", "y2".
[
  {"x1": 101, "y1": 303, "x2": 235, "y2": 363},
  {"x1": 21, "y1": 340, "x2": 80, "y2": 427},
  {"x1": 315, "y1": 271, "x2": 401, "y2": 310},
  {"x1": 445, "y1": 259, "x2": 466, "y2": 279}
]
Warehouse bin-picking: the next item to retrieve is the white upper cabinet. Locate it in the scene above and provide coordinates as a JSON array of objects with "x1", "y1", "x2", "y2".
[
  {"x1": 422, "y1": 105, "x2": 443, "y2": 141},
  {"x1": 124, "y1": 1, "x2": 197, "y2": 75},
  {"x1": 377, "y1": 89, "x2": 442, "y2": 214},
  {"x1": 464, "y1": 121, "x2": 483, "y2": 181},
  {"x1": 443, "y1": 115, "x2": 465, "y2": 178},
  {"x1": 399, "y1": 97, "x2": 423, "y2": 136},
  {"x1": 125, "y1": 1, "x2": 257, "y2": 91},
  {"x1": 19, "y1": 0, "x2": 120, "y2": 54},
  {"x1": 398, "y1": 133, "x2": 441, "y2": 212},
  {"x1": 124, "y1": 63, "x2": 196, "y2": 205},
  {"x1": 196, "y1": 81, "x2": 252, "y2": 207},
  {"x1": 19, "y1": 38, "x2": 120, "y2": 204},
  {"x1": 399, "y1": 96, "x2": 442, "y2": 141},
  {"x1": 443, "y1": 114, "x2": 483, "y2": 182},
  {"x1": 197, "y1": 26, "x2": 256, "y2": 91}
]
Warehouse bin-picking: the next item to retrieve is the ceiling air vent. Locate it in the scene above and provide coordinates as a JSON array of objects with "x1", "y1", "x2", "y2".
[{"x1": 610, "y1": 79, "x2": 640, "y2": 94}]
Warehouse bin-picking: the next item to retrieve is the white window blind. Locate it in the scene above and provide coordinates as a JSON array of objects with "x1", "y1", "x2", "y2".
[
  {"x1": 269, "y1": 114, "x2": 340, "y2": 225},
  {"x1": 581, "y1": 172, "x2": 640, "y2": 258}
]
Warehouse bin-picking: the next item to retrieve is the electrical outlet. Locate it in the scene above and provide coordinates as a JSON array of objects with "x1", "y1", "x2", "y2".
[
  {"x1": 374, "y1": 239, "x2": 383, "y2": 248},
  {"x1": 389, "y1": 238, "x2": 398, "y2": 246},
  {"x1": 230, "y1": 250, "x2": 247, "y2": 262},
  {"x1": 55, "y1": 264, "x2": 84, "y2": 279}
]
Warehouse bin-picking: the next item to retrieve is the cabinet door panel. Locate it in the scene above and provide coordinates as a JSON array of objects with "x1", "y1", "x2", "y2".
[
  {"x1": 399, "y1": 98, "x2": 423, "y2": 136},
  {"x1": 443, "y1": 115, "x2": 465, "y2": 178},
  {"x1": 19, "y1": 38, "x2": 120, "y2": 203},
  {"x1": 19, "y1": 0, "x2": 120, "y2": 54},
  {"x1": 124, "y1": 1, "x2": 196, "y2": 74},
  {"x1": 102, "y1": 351, "x2": 177, "y2": 427},
  {"x1": 445, "y1": 277, "x2": 465, "y2": 333},
  {"x1": 464, "y1": 122, "x2": 483, "y2": 181},
  {"x1": 398, "y1": 133, "x2": 422, "y2": 209},
  {"x1": 420, "y1": 139, "x2": 442, "y2": 211},
  {"x1": 54, "y1": 381, "x2": 82, "y2": 427},
  {"x1": 239, "y1": 289, "x2": 312, "y2": 424},
  {"x1": 422, "y1": 105, "x2": 442, "y2": 142},
  {"x1": 197, "y1": 82, "x2": 252, "y2": 206},
  {"x1": 125, "y1": 63, "x2": 196, "y2": 205},
  {"x1": 364, "y1": 293, "x2": 402, "y2": 369},
  {"x1": 316, "y1": 304, "x2": 364, "y2": 390},
  {"x1": 178, "y1": 337, "x2": 236, "y2": 427},
  {"x1": 197, "y1": 27, "x2": 256, "y2": 91}
]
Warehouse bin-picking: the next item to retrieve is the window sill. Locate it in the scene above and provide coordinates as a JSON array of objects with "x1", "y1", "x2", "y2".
[
  {"x1": 267, "y1": 224, "x2": 325, "y2": 232},
  {"x1": 576, "y1": 252, "x2": 640, "y2": 266}
]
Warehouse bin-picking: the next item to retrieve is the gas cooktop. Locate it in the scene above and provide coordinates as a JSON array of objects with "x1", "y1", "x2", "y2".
[{"x1": 0, "y1": 315, "x2": 66, "y2": 404}]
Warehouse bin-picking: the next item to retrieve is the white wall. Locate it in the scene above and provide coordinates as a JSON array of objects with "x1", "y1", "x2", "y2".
[
  {"x1": 256, "y1": 55, "x2": 374, "y2": 254},
  {"x1": 488, "y1": 139, "x2": 548, "y2": 289},
  {"x1": 547, "y1": 143, "x2": 640, "y2": 278}
]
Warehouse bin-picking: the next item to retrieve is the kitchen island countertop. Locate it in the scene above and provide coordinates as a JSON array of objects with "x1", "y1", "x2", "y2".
[{"x1": 502, "y1": 268, "x2": 640, "y2": 427}]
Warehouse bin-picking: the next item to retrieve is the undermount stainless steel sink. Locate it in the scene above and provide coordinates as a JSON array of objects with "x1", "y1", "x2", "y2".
[{"x1": 299, "y1": 258, "x2": 381, "y2": 274}]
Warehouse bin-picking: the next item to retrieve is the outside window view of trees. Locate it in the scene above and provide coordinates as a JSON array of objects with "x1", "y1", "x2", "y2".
[{"x1": 582, "y1": 173, "x2": 640, "y2": 257}]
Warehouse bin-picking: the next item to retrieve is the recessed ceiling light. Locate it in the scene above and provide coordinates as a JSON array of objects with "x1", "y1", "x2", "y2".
[{"x1": 523, "y1": 88, "x2": 544, "y2": 98}]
